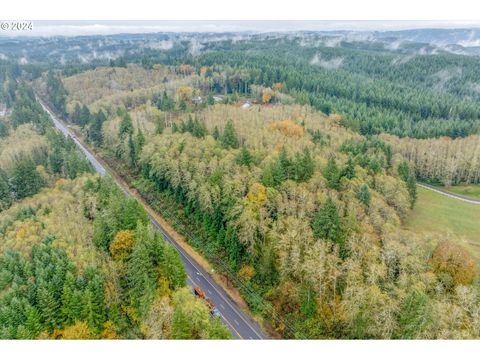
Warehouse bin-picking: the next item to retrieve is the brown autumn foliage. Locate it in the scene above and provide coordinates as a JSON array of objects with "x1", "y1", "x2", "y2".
[
  {"x1": 429, "y1": 240, "x2": 476, "y2": 288},
  {"x1": 270, "y1": 119, "x2": 305, "y2": 137},
  {"x1": 272, "y1": 82, "x2": 284, "y2": 91},
  {"x1": 177, "y1": 64, "x2": 196, "y2": 76}
]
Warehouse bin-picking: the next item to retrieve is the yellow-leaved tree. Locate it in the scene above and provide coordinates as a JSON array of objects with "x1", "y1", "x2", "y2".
[
  {"x1": 176, "y1": 86, "x2": 193, "y2": 102},
  {"x1": 262, "y1": 88, "x2": 275, "y2": 104},
  {"x1": 56, "y1": 321, "x2": 94, "y2": 340},
  {"x1": 110, "y1": 230, "x2": 135, "y2": 261}
]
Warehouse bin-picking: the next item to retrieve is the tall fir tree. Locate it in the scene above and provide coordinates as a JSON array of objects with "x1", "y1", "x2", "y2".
[
  {"x1": 36, "y1": 283, "x2": 59, "y2": 331},
  {"x1": 79, "y1": 105, "x2": 91, "y2": 128},
  {"x1": 23, "y1": 304, "x2": 43, "y2": 339},
  {"x1": 357, "y1": 184, "x2": 371, "y2": 207},
  {"x1": 236, "y1": 146, "x2": 254, "y2": 167},
  {"x1": 212, "y1": 125, "x2": 220, "y2": 140},
  {"x1": 398, "y1": 161, "x2": 417, "y2": 208},
  {"x1": 119, "y1": 112, "x2": 134, "y2": 138},
  {"x1": 221, "y1": 120, "x2": 239, "y2": 148},
  {"x1": 0, "y1": 170, "x2": 12, "y2": 210},
  {"x1": 88, "y1": 111, "x2": 105, "y2": 146},
  {"x1": 60, "y1": 272, "x2": 76, "y2": 325},
  {"x1": 324, "y1": 156, "x2": 341, "y2": 190},
  {"x1": 341, "y1": 156, "x2": 356, "y2": 180},
  {"x1": 160, "y1": 246, "x2": 187, "y2": 290},
  {"x1": 312, "y1": 197, "x2": 342, "y2": 242},
  {"x1": 11, "y1": 157, "x2": 44, "y2": 200},
  {"x1": 126, "y1": 226, "x2": 156, "y2": 317},
  {"x1": 294, "y1": 147, "x2": 314, "y2": 182}
]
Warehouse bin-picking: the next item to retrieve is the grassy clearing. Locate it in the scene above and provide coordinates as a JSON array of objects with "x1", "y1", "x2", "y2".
[
  {"x1": 406, "y1": 187, "x2": 480, "y2": 259},
  {"x1": 434, "y1": 184, "x2": 480, "y2": 200}
]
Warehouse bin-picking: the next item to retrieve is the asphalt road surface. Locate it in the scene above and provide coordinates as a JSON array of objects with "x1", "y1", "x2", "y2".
[
  {"x1": 37, "y1": 97, "x2": 267, "y2": 340},
  {"x1": 417, "y1": 183, "x2": 480, "y2": 205}
]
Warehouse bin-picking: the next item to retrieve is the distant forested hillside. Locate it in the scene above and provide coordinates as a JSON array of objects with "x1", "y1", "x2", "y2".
[
  {"x1": 4, "y1": 30, "x2": 480, "y2": 140},
  {"x1": 184, "y1": 40, "x2": 480, "y2": 139}
]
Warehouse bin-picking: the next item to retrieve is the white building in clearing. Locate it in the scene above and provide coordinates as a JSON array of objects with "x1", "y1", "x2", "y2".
[{"x1": 241, "y1": 101, "x2": 252, "y2": 109}]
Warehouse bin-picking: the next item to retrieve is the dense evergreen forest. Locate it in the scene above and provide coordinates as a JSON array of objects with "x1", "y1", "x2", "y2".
[
  {"x1": 185, "y1": 40, "x2": 480, "y2": 139},
  {"x1": 4, "y1": 31, "x2": 480, "y2": 140}
]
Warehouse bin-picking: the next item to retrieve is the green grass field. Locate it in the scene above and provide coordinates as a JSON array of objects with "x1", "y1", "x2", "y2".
[
  {"x1": 406, "y1": 187, "x2": 480, "y2": 259},
  {"x1": 434, "y1": 184, "x2": 480, "y2": 200}
]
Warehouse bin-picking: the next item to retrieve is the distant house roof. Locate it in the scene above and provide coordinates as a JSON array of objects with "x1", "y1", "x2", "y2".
[{"x1": 0, "y1": 106, "x2": 6, "y2": 117}]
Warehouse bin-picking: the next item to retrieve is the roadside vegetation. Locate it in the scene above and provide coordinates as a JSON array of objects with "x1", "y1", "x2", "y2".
[{"x1": 434, "y1": 183, "x2": 480, "y2": 200}]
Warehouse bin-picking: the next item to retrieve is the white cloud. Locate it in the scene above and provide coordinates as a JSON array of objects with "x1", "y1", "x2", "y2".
[
  {"x1": 310, "y1": 53, "x2": 344, "y2": 69},
  {"x1": 458, "y1": 30, "x2": 480, "y2": 47},
  {"x1": 2, "y1": 20, "x2": 480, "y2": 38},
  {"x1": 384, "y1": 39, "x2": 404, "y2": 51},
  {"x1": 144, "y1": 40, "x2": 174, "y2": 50}
]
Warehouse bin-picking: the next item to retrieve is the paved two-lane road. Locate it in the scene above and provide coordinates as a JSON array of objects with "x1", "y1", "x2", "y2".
[
  {"x1": 417, "y1": 182, "x2": 480, "y2": 205},
  {"x1": 37, "y1": 97, "x2": 267, "y2": 340}
]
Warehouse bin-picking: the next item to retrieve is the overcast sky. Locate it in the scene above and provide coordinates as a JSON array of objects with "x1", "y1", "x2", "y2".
[{"x1": 2, "y1": 20, "x2": 480, "y2": 37}]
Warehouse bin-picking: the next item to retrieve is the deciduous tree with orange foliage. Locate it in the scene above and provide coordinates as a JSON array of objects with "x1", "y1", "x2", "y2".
[
  {"x1": 429, "y1": 240, "x2": 476, "y2": 289},
  {"x1": 272, "y1": 83, "x2": 284, "y2": 91},
  {"x1": 270, "y1": 120, "x2": 304, "y2": 137}
]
